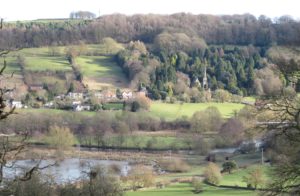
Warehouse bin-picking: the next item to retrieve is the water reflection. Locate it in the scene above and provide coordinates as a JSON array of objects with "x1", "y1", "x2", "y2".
[{"x1": 5, "y1": 158, "x2": 130, "y2": 184}]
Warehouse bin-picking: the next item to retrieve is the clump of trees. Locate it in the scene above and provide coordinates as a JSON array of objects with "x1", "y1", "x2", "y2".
[
  {"x1": 102, "y1": 37, "x2": 124, "y2": 54},
  {"x1": 129, "y1": 95, "x2": 151, "y2": 112},
  {"x1": 45, "y1": 125, "x2": 76, "y2": 151},
  {"x1": 190, "y1": 106, "x2": 222, "y2": 133},
  {"x1": 218, "y1": 118, "x2": 245, "y2": 146},
  {"x1": 222, "y1": 161, "x2": 238, "y2": 174},
  {"x1": 254, "y1": 64, "x2": 283, "y2": 96},
  {"x1": 70, "y1": 11, "x2": 96, "y2": 20}
]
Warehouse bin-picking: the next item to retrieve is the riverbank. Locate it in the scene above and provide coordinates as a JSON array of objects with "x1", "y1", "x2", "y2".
[{"x1": 21, "y1": 146, "x2": 186, "y2": 163}]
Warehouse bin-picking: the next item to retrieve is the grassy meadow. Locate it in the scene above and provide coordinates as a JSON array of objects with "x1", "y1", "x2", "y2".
[
  {"x1": 24, "y1": 56, "x2": 71, "y2": 71},
  {"x1": 126, "y1": 183, "x2": 257, "y2": 196},
  {"x1": 150, "y1": 102, "x2": 245, "y2": 120},
  {"x1": 76, "y1": 56, "x2": 124, "y2": 77},
  {"x1": 3, "y1": 45, "x2": 129, "y2": 90},
  {"x1": 76, "y1": 56, "x2": 128, "y2": 89}
]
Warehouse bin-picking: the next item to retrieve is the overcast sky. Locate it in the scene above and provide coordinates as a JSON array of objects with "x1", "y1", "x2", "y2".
[{"x1": 0, "y1": 0, "x2": 299, "y2": 21}]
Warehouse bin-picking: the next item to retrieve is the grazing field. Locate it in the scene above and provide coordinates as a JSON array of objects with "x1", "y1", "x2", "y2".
[
  {"x1": 24, "y1": 56, "x2": 71, "y2": 71},
  {"x1": 77, "y1": 56, "x2": 128, "y2": 89},
  {"x1": 220, "y1": 165, "x2": 270, "y2": 187},
  {"x1": 1, "y1": 57, "x2": 22, "y2": 74},
  {"x1": 76, "y1": 56, "x2": 124, "y2": 77},
  {"x1": 126, "y1": 183, "x2": 256, "y2": 196},
  {"x1": 150, "y1": 102, "x2": 245, "y2": 120}
]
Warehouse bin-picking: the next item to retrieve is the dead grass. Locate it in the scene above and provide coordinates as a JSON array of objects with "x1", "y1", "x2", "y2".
[{"x1": 83, "y1": 76, "x2": 128, "y2": 90}]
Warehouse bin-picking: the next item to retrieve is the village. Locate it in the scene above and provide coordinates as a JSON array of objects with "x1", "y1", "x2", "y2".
[{"x1": 7, "y1": 87, "x2": 148, "y2": 112}]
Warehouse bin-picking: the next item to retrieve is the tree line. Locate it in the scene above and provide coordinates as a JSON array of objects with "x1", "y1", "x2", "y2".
[{"x1": 1, "y1": 13, "x2": 300, "y2": 49}]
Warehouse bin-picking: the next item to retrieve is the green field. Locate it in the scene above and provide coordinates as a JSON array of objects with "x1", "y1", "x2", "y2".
[
  {"x1": 3, "y1": 45, "x2": 128, "y2": 90},
  {"x1": 221, "y1": 166, "x2": 269, "y2": 187},
  {"x1": 76, "y1": 56, "x2": 125, "y2": 77},
  {"x1": 150, "y1": 102, "x2": 245, "y2": 120},
  {"x1": 126, "y1": 183, "x2": 256, "y2": 196},
  {"x1": 76, "y1": 56, "x2": 128, "y2": 89},
  {"x1": 0, "y1": 57, "x2": 22, "y2": 74},
  {"x1": 24, "y1": 56, "x2": 71, "y2": 71}
]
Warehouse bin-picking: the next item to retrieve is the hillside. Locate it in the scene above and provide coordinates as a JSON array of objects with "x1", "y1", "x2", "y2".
[
  {"x1": 2, "y1": 45, "x2": 129, "y2": 100},
  {"x1": 77, "y1": 56, "x2": 128, "y2": 90},
  {"x1": 1, "y1": 16, "x2": 299, "y2": 110}
]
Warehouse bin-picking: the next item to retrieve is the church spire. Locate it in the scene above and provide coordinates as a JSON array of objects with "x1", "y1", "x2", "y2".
[{"x1": 203, "y1": 64, "x2": 208, "y2": 90}]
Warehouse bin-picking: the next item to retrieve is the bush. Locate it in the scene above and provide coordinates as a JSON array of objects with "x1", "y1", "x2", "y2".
[
  {"x1": 45, "y1": 125, "x2": 76, "y2": 151},
  {"x1": 5, "y1": 172, "x2": 55, "y2": 196},
  {"x1": 192, "y1": 177, "x2": 203, "y2": 193},
  {"x1": 204, "y1": 162, "x2": 222, "y2": 185},
  {"x1": 242, "y1": 167, "x2": 265, "y2": 189},
  {"x1": 159, "y1": 158, "x2": 190, "y2": 173},
  {"x1": 136, "y1": 95, "x2": 151, "y2": 110},
  {"x1": 81, "y1": 166, "x2": 124, "y2": 196},
  {"x1": 125, "y1": 165, "x2": 155, "y2": 191},
  {"x1": 190, "y1": 106, "x2": 223, "y2": 133},
  {"x1": 193, "y1": 136, "x2": 212, "y2": 155},
  {"x1": 213, "y1": 89, "x2": 232, "y2": 102}
]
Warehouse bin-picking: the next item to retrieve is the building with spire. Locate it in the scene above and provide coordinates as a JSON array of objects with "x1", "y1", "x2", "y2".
[{"x1": 203, "y1": 66, "x2": 208, "y2": 90}]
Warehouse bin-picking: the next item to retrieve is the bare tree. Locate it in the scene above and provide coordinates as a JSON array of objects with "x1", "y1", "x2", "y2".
[
  {"x1": 0, "y1": 36, "x2": 55, "y2": 186},
  {"x1": 256, "y1": 57, "x2": 300, "y2": 195}
]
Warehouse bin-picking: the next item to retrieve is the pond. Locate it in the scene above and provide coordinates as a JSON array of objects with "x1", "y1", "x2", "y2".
[{"x1": 4, "y1": 158, "x2": 130, "y2": 184}]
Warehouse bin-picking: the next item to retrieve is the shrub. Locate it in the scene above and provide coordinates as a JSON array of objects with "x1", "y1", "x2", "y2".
[
  {"x1": 192, "y1": 177, "x2": 203, "y2": 193},
  {"x1": 159, "y1": 158, "x2": 190, "y2": 173},
  {"x1": 190, "y1": 106, "x2": 222, "y2": 133},
  {"x1": 136, "y1": 95, "x2": 151, "y2": 110},
  {"x1": 125, "y1": 165, "x2": 155, "y2": 191},
  {"x1": 204, "y1": 162, "x2": 222, "y2": 185},
  {"x1": 193, "y1": 136, "x2": 212, "y2": 155},
  {"x1": 242, "y1": 167, "x2": 265, "y2": 189},
  {"x1": 45, "y1": 125, "x2": 76, "y2": 151},
  {"x1": 6, "y1": 172, "x2": 55, "y2": 196}
]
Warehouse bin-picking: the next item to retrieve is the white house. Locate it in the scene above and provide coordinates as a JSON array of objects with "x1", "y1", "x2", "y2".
[
  {"x1": 67, "y1": 92, "x2": 83, "y2": 100},
  {"x1": 44, "y1": 101, "x2": 54, "y2": 108},
  {"x1": 74, "y1": 105, "x2": 91, "y2": 111},
  {"x1": 122, "y1": 91, "x2": 133, "y2": 100},
  {"x1": 55, "y1": 94, "x2": 65, "y2": 100},
  {"x1": 72, "y1": 101, "x2": 81, "y2": 106},
  {"x1": 11, "y1": 101, "x2": 23, "y2": 109},
  {"x1": 94, "y1": 92, "x2": 104, "y2": 99}
]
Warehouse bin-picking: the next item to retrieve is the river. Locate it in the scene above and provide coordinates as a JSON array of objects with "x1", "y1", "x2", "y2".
[{"x1": 5, "y1": 158, "x2": 130, "y2": 184}]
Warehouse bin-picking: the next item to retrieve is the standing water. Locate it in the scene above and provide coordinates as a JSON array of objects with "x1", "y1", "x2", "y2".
[{"x1": 4, "y1": 158, "x2": 130, "y2": 184}]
